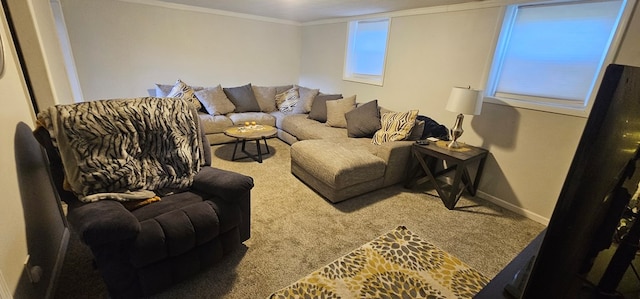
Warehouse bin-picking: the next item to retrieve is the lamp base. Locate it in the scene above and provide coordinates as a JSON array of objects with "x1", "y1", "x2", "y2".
[{"x1": 448, "y1": 113, "x2": 465, "y2": 149}]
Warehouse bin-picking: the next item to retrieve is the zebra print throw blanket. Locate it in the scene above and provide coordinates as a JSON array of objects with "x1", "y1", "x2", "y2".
[{"x1": 38, "y1": 97, "x2": 204, "y2": 203}]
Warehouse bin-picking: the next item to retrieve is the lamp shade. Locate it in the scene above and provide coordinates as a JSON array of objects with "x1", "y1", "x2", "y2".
[{"x1": 445, "y1": 87, "x2": 483, "y2": 115}]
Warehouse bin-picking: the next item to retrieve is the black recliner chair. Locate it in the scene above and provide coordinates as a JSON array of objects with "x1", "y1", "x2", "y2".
[{"x1": 33, "y1": 123, "x2": 253, "y2": 298}]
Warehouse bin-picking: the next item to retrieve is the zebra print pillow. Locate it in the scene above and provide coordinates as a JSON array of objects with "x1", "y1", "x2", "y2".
[
  {"x1": 167, "y1": 79, "x2": 204, "y2": 111},
  {"x1": 275, "y1": 87, "x2": 300, "y2": 113},
  {"x1": 371, "y1": 110, "x2": 419, "y2": 145}
]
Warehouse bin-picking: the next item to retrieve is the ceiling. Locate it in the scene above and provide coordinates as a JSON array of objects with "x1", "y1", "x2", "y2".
[{"x1": 159, "y1": 0, "x2": 481, "y2": 23}]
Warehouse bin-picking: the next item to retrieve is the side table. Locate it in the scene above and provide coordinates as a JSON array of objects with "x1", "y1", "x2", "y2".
[{"x1": 405, "y1": 140, "x2": 488, "y2": 209}]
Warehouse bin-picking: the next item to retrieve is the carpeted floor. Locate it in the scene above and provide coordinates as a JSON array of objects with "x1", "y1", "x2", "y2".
[{"x1": 54, "y1": 138, "x2": 545, "y2": 299}]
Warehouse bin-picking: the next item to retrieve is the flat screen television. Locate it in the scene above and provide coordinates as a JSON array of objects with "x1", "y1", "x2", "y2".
[{"x1": 519, "y1": 64, "x2": 640, "y2": 298}]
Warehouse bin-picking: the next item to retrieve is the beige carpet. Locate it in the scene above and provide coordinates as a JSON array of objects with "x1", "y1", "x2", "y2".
[{"x1": 54, "y1": 138, "x2": 545, "y2": 299}]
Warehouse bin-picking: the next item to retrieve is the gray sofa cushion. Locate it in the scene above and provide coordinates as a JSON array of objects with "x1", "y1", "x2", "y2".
[
  {"x1": 195, "y1": 85, "x2": 236, "y2": 115},
  {"x1": 154, "y1": 84, "x2": 174, "y2": 97},
  {"x1": 308, "y1": 93, "x2": 342, "y2": 122},
  {"x1": 345, "y1": 100, "x2": 381, "y2": 138},
  {"x1": 326, "y1": 95, "x2": 356, "y2": 128},
  {"x1": 292, "y1": 85, "x2": 319, "y2": 114},
  {"x1": 252, "y1": 85, "x2": 277, "y2": 113},
  {"x1": 227, "y1": 112, "x2": 276, "y2": 127},
  {"x1": 290, "y1": 138, "x2": 386, "y2": 189},
  {"x1": 223, "y1": 84, "x2": 261, "y2": 112},
  {"x1": 199, "y1": 113, "x2": 234, "y2": 134},
  {"x1": 281, "y1": 114, "x2": 346, "y2": 140}
]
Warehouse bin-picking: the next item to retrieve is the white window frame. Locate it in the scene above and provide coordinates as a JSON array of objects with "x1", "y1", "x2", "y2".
[
  {"x1": 343, "y1": 18, "x2": 391, "y2": 86},
  {"x1": 484, "y1": 0, "x2": 635, "y2": 117}
]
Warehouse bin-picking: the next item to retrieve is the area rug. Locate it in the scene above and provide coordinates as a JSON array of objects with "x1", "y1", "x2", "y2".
[{"x1": 268, "y1": 226, "x2": 489, "y2": 299}]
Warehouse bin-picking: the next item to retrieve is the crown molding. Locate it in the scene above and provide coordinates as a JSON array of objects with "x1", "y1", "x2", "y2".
[
  {"x1": 301, "y1": 0, "x2": 509, "y2": 25},
  {"x1": 117, "y1": 0, "x2": 302, "y2": 26},
  {"x1": 117, "y1": 0, "x2": 565, "y2": 27}
]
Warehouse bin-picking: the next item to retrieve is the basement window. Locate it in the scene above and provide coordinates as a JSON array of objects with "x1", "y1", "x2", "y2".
[
  {"x1": 343, "y1": 18, "x2": 390, "y2": 86},
  {"x1": 485, "y1": 0, "x2": 631, "y2": 116}
]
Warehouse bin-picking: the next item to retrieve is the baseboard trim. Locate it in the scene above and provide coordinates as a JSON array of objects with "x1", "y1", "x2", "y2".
[{"x1": 476, "y1": 191, "x2": 550, "y2": 225}]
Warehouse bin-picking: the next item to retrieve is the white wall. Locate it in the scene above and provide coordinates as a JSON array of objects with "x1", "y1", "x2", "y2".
[
  {"x1": 60, "y1": 0, "x2": 302, "y2": 100},
  {"x1": 0, "y1": 3, "x2": 37, "y2": 295},
  {"x1": 299, "y1": 2, "x2": 640, "y2": 223},
  {"x1": 6, "y1": 0, "x2": 75, "y2": 108},
  {"x1": 58, "y1": 0, "x2": 640, "y2": 223}
]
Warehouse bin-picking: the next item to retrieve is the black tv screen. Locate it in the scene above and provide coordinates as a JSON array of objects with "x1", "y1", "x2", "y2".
[{"x1": 521, "y1": 64, "x2": 640, "y2": 298}]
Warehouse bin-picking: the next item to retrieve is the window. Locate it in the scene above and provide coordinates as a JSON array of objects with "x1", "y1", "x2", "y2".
[
  {"x1": 486, "y1": 0, "x2": 630, "y2": 115},
  {"x1": 344, "y1": 18, "x2": 390, "y2": 86}
]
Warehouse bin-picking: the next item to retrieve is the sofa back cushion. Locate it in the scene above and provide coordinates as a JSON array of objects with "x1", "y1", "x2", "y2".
[
  {"x1": 223, "y1": 83, "x2": 261, "y2": 112},
  {"x1": 345, "y1": 100, "x2": 381, "y2": 138},
  {"x1": 326, "y1": 95, "x2": 356, "y2": 128},
  {"x1": 195, "y1": 85, "x2": 236, "y2": 115},
  {"x1": 252, "y1": 85, "x2": 277, "y2": 112},
  {"x1": 292, "y1": 85, "x2": 319, "y2": 114},
  {"x1": 308, "y1": 93, "x2": 342, "y2": 122}
]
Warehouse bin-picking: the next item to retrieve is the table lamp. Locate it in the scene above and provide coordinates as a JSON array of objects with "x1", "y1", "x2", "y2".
[{"x1": 445, "y1": 86, "x2": 482, "y2": 148}]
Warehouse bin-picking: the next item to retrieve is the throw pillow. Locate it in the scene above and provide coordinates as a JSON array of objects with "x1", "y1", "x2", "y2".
[
  {"x1": 154, "y1": 83, "x2": 173, "y2": 97},
  {"x1": 223, "y1": 83, "x2": 261, "y2": 112},
  {"x1": 345, "y1": 100, "x2": 381, "y2": 138},
  {"x1": 292, "y1": 85, "x2": 320, "y2": 114},
  {"x1": 166, "y1": 79, "x2": 203, "y2": 111},
  {"x1": 275, "y1": 85, "x2": 294, "y2": 95},
  {"x1": 407, "y1": 120, "x2": 426, "y2": 141},
  {"x1": 195, "y1": 85, "x2": 236, "y2": 115},
  {"x1": 252, "y1": 85, "x2": 277, "y2": 112},
  {"x1": 275, "y1": 87, "x2": 300, "y2": 113},
  {"x1": 326, "y1": 95, "x2": 356, "y2": 128},
  {"x1": 371, "y1": 110, "x2": 419, "y2": 145},
  {"x1": 308, "y1": 93, "x2": 343, "y2": 122}
]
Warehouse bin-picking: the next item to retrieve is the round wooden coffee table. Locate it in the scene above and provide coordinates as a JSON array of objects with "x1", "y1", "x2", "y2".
[{"x1": 224, "y1": 125, "x2": 277, "y2": 163}]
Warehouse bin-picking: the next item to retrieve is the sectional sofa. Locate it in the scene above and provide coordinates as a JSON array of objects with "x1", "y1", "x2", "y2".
[{"x1": 150, "y1": 80, "x2": 432, "y2": 202}]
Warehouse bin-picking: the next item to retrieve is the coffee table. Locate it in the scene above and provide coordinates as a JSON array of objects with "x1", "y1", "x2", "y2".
[{"x1": 223, "y1": 125, "x2": 277, "y2": 163}]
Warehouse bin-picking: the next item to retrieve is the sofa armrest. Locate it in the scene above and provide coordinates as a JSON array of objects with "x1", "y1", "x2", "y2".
[
  {"x1": 192, "y1": 167, "x2": 253, "y2": 241},
  {"x1": 191, "y1": 167, "x2": 254, "y2": 201},
  {"x1": 68, "y1": 200, "x2": 141, "y2": 247},
  {"x1": 373, "y1": 140, "x2": 414, "y2": 185}
]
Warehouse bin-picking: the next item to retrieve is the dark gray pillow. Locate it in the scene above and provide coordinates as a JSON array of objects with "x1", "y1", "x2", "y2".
[
  {"x1": 308, "y1": 94, "x2": 342, "y2": 122},
  {"x1": 345, "y1": 100, "x2": 381, "y2": 138},
  {"x1": 223, "y1": 83, "x2": 261, "y2": 112}
]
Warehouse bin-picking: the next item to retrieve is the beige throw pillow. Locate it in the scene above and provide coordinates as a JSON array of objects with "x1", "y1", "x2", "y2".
[
  {"x1": 252, "y1": 85, "x2": 277, "y2": 112},
  {"x1": 194, "y1": 85, "x2": 236, "y2": 115},
  {"x1": 326, "y1": 95, "x2": 356, "y2": 128},
  {"x1": 371, "y1": 110, "x2": 419, "y2": 145}
]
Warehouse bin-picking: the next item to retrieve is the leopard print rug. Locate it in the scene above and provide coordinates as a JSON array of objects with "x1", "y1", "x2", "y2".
[{"x1": 269, "y1": 226, "x2": 489, "y2": 299}]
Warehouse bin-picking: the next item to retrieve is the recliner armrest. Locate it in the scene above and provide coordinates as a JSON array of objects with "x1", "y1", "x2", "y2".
[
  {"x1": 191, "y1": 167, "x2": 254, "y2": 201},
  {"x1": 68, "y1": 200, "x2": 141, "y2": 247}
]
